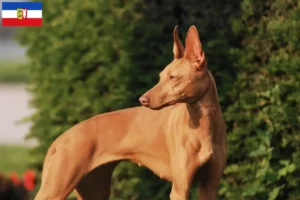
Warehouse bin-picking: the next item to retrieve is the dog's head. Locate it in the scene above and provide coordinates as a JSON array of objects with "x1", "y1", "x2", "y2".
[{"x1": 139, "y1": 25, "x2": 211, "y2": 110}]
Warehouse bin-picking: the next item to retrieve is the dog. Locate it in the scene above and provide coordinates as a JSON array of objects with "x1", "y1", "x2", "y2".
[{"x1": 34, "y1": 25, "x2": 227, "y2": 200}]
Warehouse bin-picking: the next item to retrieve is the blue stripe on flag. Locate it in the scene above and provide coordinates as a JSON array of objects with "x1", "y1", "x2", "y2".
[{"x1": 2, "y1": 2, "x2": 42, "y2": 10}]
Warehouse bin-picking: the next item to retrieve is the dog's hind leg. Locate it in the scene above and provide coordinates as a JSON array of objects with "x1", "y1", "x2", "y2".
[
  {"x1": 75, "y1": 161, "x2": 119, "y2": 200},
  {"x1": 34, "y1": 143, "x2": 93, "y2": 200}
]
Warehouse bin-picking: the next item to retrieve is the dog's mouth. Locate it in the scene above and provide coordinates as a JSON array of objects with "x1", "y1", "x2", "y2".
[
  {"x1": 168, "y1": 100, "x2": 177, "y2": 106},
  {"x1": 145, "y1": 95, "x2": 200, "y2": 110},
  {"x1": 147, "y1": 100, "x2": 178, "y2": 110}
]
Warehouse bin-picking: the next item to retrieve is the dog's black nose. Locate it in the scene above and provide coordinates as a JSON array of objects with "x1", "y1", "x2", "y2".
[{"x1": 139, "y1": 96, "x2": 149, "y2": 106}]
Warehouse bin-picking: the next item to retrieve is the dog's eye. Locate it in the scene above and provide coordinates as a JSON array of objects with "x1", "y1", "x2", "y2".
[{"x1": 169, "y1": 75, "x2": 176, "y2": 80}]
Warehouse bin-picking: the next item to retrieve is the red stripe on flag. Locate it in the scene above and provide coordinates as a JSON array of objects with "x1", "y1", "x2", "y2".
[{"x1": 2, "y1": 18, "x2": 42, "y2": 26}]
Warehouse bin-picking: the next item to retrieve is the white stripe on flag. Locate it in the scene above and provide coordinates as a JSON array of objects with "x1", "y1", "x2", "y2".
[{"x1": 2, "y1": 10, "x2": 42, "y2": 18}]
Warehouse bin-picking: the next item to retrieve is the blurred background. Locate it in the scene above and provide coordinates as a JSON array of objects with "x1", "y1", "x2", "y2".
[
  {"x1": 0, "y1": 0, "x2": 300, "y2": 199},
  {"x1": 1, "y1": 0, "x2": 38, "y2": 199}
]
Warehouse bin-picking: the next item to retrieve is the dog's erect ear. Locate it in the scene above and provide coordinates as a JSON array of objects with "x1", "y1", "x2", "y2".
[
  {"x1": 173, "y1": 25, "x2": 185, "y2": 59},
  {"x1": 184, "y1": 25, "x2": 206, "y2": 70}
]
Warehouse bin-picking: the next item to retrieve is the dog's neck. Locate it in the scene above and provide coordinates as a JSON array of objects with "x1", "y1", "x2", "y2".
[
  {"x1": 186, "y1": 71, "x2": 220, "y2": 127},
  {"x1": 200, "y1": 71, "x2": 220, "y2": 108}
]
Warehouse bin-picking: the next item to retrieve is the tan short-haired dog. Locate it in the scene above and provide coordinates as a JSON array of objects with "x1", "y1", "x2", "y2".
[{"x1": 35, "y1": 25, "x2": 227, "y2": 200}]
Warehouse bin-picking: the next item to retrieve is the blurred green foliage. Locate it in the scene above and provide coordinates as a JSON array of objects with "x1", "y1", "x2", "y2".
[
  {"x1": 17, "y1": 0, "x2": 300, "y2": 199},
  {"x1": 220, "y1": 0, "x2": 300, "y2": 199}
]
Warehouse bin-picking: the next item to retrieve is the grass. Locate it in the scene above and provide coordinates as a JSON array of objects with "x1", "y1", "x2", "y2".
[
  {"x1": 0, "y1": 61, "x2": 29, "y2": 83},
  {"x1": 0, "y1": 144, "x2": 30, "y2": 175}
]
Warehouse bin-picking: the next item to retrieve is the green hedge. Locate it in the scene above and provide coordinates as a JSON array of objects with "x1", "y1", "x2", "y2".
[
  {"x1": 18, "y1": 0, "x2": 300, "y2": 199},
  {"x1": 219, "y1": 0, "x2": 300, "y2": 199}
]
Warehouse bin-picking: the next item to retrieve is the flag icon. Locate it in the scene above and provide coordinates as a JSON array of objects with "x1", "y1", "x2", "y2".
[{"x1": 1, "y1": 2, "x2": 42, "y2": 26}]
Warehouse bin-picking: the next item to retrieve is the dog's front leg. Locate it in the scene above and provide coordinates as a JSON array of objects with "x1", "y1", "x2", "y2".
[
  {"x1": 169, "y1": 150, "x2": 198, "y2": 200},
  {"x1": 168, "y1": 135, "x2": 213, "y2": 200}
]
